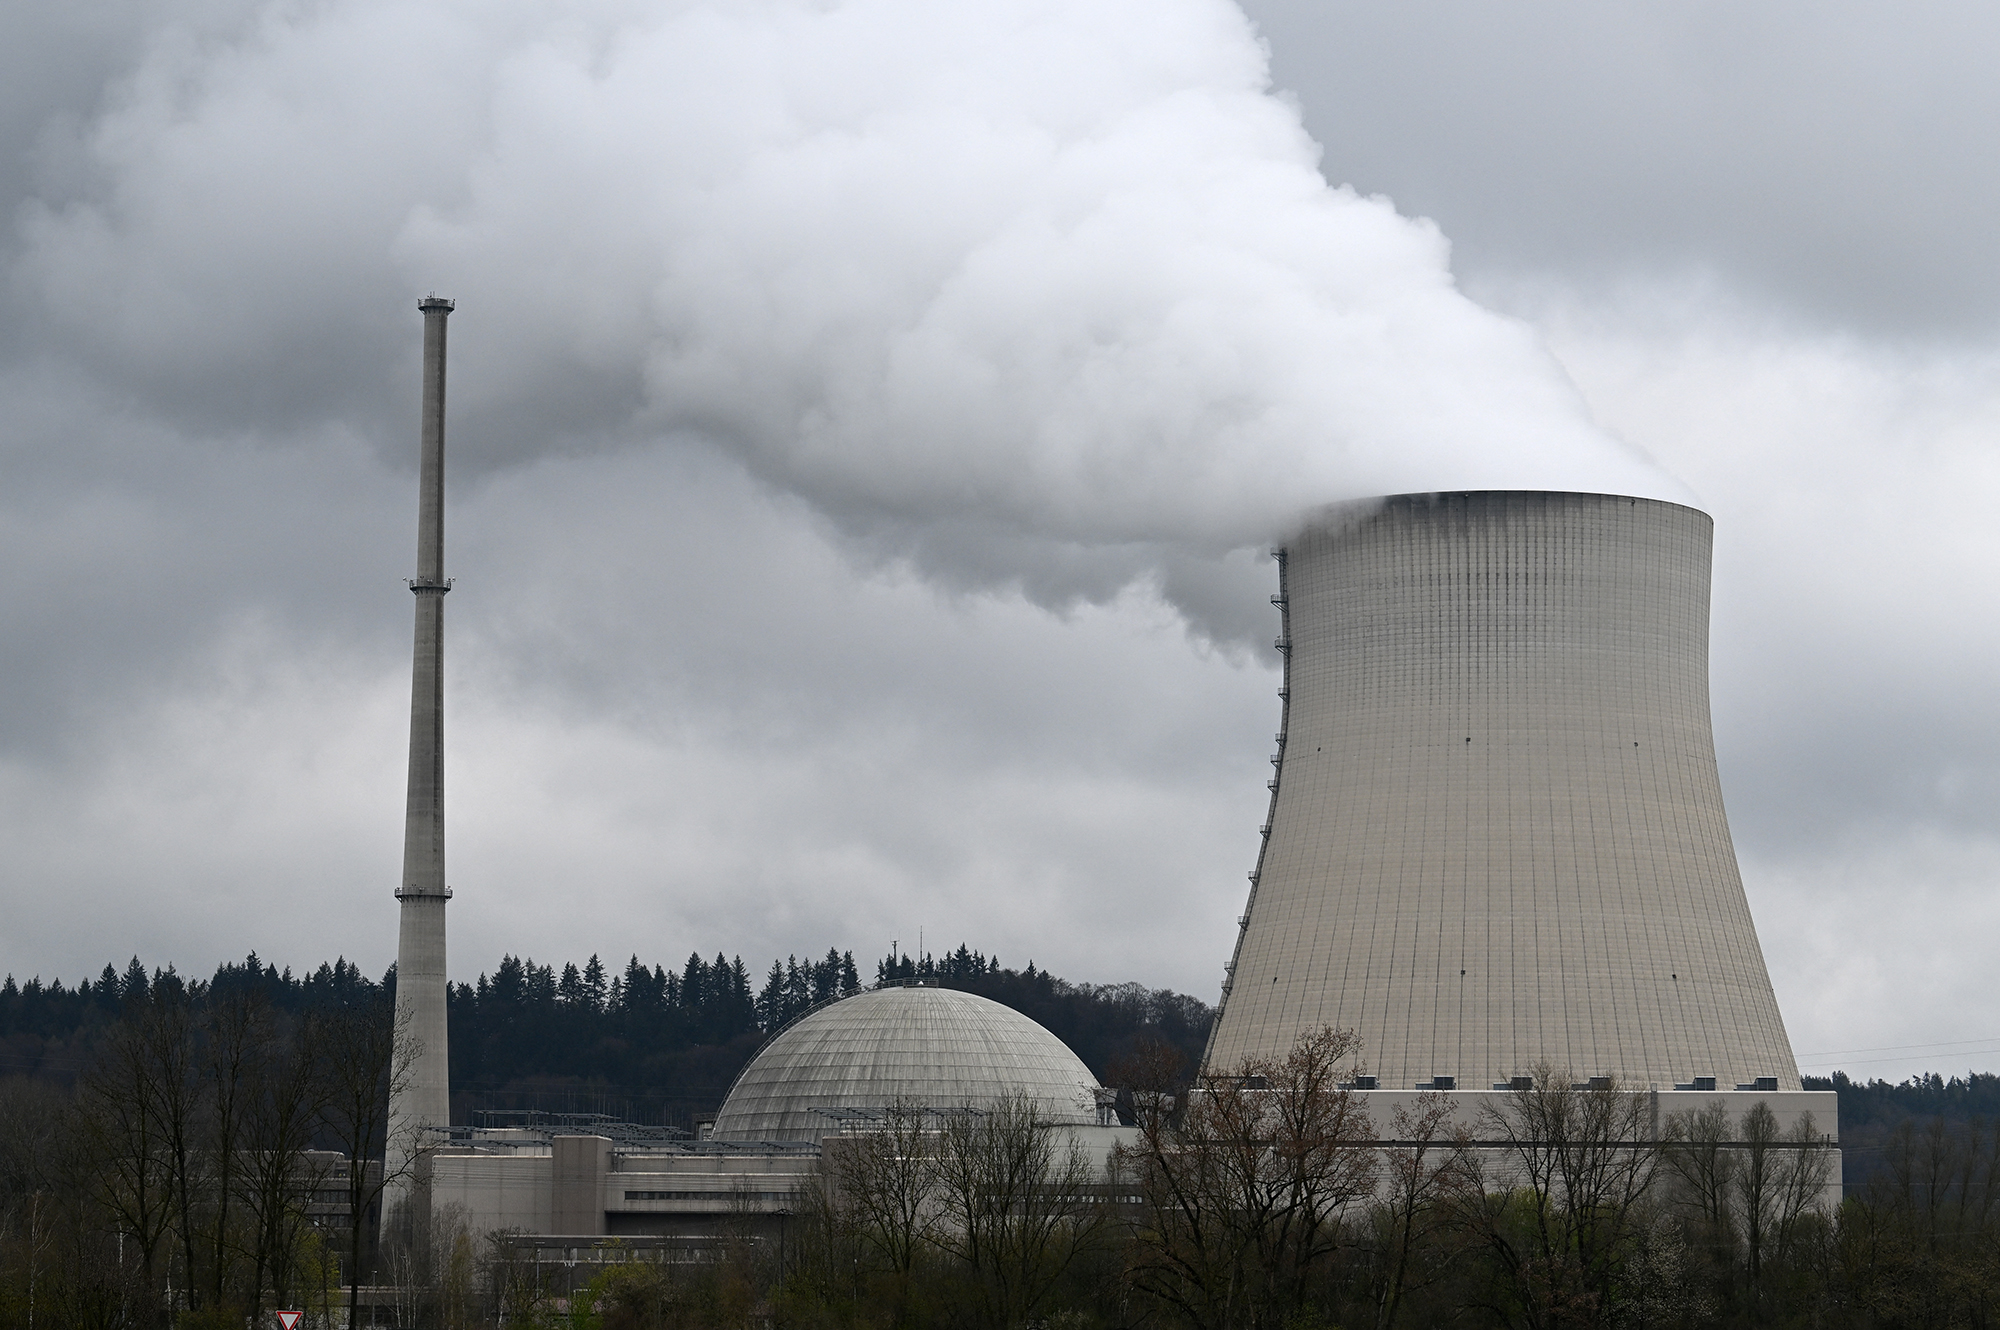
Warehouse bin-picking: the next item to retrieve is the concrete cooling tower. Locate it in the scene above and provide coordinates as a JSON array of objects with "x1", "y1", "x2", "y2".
[{"x1": 1203, "y1": 491, "x2": 1800, "y2": 1092}]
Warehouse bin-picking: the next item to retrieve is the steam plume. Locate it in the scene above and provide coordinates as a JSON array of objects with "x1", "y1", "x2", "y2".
[{"x1": 20, "y1": 0, "x2": 1681, "y2": 626}]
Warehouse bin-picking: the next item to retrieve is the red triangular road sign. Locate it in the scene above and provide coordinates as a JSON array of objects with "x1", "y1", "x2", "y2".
[{"x1": 276, "y1": 1313, "x2": 302, "y2": 1330}]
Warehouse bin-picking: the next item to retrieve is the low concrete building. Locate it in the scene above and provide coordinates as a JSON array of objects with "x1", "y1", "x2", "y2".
[{"x1": 431, "y1": 1129, "x2": 821, "y2": 1240}]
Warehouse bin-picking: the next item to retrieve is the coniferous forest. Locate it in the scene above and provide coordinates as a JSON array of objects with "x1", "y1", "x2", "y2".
[
  {"x1": 0, "y1": 944, "x2": 1214, "y2": 1131},
  {"x1": 0, "y1": 944, "x2": 1991, "y2": 1175}
]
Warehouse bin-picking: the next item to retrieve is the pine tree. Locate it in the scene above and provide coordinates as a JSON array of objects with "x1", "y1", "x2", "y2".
[{"x1": 757, "y1": 960, "x2": 787, "y2": 1030}]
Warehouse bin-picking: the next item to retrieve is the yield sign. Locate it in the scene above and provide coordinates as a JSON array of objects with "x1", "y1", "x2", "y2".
[{"x1": 276, "y1": 1314, "x2": 302, "y2": 1330}]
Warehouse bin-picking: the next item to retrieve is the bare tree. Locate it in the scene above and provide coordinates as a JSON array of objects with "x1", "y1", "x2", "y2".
[
  {"x1": 79, "y1": 995, "x2": 187, "y2": 1327},
  {"x1": 1119, "y1": 1026, "x2": 1376, "y2": 1330},
  {"x1": 927, "y1": 1093, "x2": 1108, "y2": 1330},
  {"x1": 317, "y1": 993, "x2": 419, "y2": 1330},
  {"x1": 1767, "y1": 1109, "x2": 1835, "y2": 1273},
  {"x1": 485, "y1": 1229, "x2": 561, "y2": 1327},
  {"x1": 788, "y1": 1161, "x2": 869, "y2": 1318},
  {"x1": 383, "y1": 1199, "x2": 477, "y2": 1330},
  {"x1": 1928, "y1": 1115, "x2": 2000, "y2": 1253},
  {"x1": 1659, "y1": 1101, "x2": 1736, "y2": 1260},
  {"x1": 1451, "y1": 1065, "x2": 1657, "y2": 1330},
  {"x1": 240, "y1": 1008, "x2": 331, "y2": 1316},
  {"x1": 0, "y1": 1088, "x2": 145, "y2": 1330},
  {"x1": 0, "y1": 1078, "x2": 75, "y2": 1330},
  {"x1": 1734, "y1": 1101, "x2": 1781, "y2": 1287},
  {"x1": 139, "y1": 986, "x2": 205, "y2": 1318},
  {"x1": 1368, "y1": 1091, "x2": 1462, "y2": 1330},
  {"x1": 819, "y1": 1099, "x2": 938, "y2": 1316},
  {"x1": 1844, "y1": 1114, "x2": 2000, "y2": 1326},
  {"x1": 434, "y1": 1202, "x2": 479, "y2": 1330},
  {"x1": 198, "y1": 991, "x2": 265, "y2": 1311}
]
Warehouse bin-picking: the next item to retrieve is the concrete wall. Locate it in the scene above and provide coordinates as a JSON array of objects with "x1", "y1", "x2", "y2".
[
  {"x1": 1336, "y1": 1086, "x2": 1836, "y2": 1142},
  {"x1": 1207, "y1": 492, "x2": 1801, "y2": 1093},
  {"x1": 552, "y1": 1136, "x2": 613, "y2": 1236},
  {"x1": 1187, "y1": 1087, "x2": 1842, "y2": 1207},
  {"x1": 431, "y1": 1125, "x2": 1144, "y2": 1242},
  {"x1": 432, "y1": 1150, "x2": 553, "y2": 1235}
]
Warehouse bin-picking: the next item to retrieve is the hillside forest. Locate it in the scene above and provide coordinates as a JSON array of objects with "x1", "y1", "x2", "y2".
[
  {"x1": 0, "y1": 943, "x2": 1992, "y2": 1185},
  {"x1": 0, "y1": 945, "x2": 1213, "y2": 1131}
]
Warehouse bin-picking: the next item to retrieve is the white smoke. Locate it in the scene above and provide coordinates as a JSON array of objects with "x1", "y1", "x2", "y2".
[{"x1": 17, "y1": 0, "x2": 1683, "y2": 632}]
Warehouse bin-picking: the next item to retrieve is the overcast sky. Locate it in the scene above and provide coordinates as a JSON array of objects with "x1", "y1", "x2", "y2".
[{"x1": 4, "y1": 0, "x2": 1997, "y2": 1084}]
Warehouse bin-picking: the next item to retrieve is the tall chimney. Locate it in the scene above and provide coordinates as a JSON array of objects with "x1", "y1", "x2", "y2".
[{"x1": 386, "y1": 295, "x2": 455, "y2": 1217}]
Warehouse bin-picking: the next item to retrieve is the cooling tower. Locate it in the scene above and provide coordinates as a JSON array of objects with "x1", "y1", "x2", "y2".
[{"x1": 1203, "y1": 491, "x2": 1800, "y2": 1091}]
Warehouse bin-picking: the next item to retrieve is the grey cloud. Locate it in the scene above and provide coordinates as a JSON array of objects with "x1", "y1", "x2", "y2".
[
  {"x1": 2, "y1": 437, "x2": 1278, "y2": 997},
  {"x1": 0, "y1": 362, "x2": 407, "y2": 761},
  {"x1": 1520, "y1": 295, "x2": 2000, "y2": 1072},
  {"x1": 1242, "y1": 0, "x2": 2000, "y2": 335}
]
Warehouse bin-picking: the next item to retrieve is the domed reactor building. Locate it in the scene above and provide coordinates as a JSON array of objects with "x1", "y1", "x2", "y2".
[
  {"x1": 1205, "y1": 491, "x2": 1805, "y2": 1095},
  {"x1": 711, "y1": 986, "x2": 1104, "y2": 1140},
  {"x1": 430, "y1": 986, "x2": 1122, "y2": 1244}
]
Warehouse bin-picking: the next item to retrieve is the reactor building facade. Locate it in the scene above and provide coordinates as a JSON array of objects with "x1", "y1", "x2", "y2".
[{"x1": 1204, "y1": 490, "x2": 1801, "y2": 1093}]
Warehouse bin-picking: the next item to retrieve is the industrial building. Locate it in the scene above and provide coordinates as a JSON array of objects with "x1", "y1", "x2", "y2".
[{"x1": 426, "y1": 984, "x2": 1133, "y2": 1238}]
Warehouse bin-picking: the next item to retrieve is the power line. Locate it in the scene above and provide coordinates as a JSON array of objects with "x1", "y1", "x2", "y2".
[
  {"x1": 1799, "y1": 1035, "x2": 2000, "y2": 1058},
  {"x1": 1799, "y1": 1049, "x2": 2000, "y2": 1071}
]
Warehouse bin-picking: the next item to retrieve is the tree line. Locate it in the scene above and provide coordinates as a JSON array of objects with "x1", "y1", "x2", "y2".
[
  {"x1": 872, "y1": 945, "x2": 1213, "y2": 1081},
  {"x1": 2, "y1": 946, "x2": 1214, "y2": 1132},
  {"x1": 1806, "y1": 1069, "x2": 2000, "y2": 1192},
  {"x1": 3, "y1": 951, "x2": 1991, "y2": 1149}
]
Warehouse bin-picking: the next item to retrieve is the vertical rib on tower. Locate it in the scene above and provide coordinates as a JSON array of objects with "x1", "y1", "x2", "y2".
[
  {"x1": 1203, "y1": 491, "x2": 1800, "y2": 1091},
  {"x1": 387, "y1": 296, "x2": 455, "y2": 1207}
]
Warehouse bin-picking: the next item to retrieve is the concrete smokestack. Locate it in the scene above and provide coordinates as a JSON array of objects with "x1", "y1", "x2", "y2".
[
  {"x1": 1204, "y1": 491, "x2": 1800, "y2": 1092},
  {"x1": 387, "y1": 295, "x2": 456, "y2": 1211}
]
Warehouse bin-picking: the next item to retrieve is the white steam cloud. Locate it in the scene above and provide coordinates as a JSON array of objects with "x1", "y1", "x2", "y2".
[{"x1": 20, "y1": 0, "x2": 1681, "y2": 626}]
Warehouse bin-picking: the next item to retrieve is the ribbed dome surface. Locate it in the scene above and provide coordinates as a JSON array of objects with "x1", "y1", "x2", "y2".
[{"x1": 710, "y1": 987, "x2": 1101, "y2": 1142}]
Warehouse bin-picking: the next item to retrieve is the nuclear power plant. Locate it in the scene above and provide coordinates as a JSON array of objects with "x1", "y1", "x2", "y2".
[
  {"x1": 1204, "y1": 491, "x2": 1802, "y2": 1094},
  {"x1": 383, "y1": 311, "x2": 1831, "y2": 1251}
]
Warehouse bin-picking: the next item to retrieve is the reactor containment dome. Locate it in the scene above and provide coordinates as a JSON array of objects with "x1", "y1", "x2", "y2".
[{"x1": 710, "y1": 986, "x2": 1102, "y2": 1142}]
